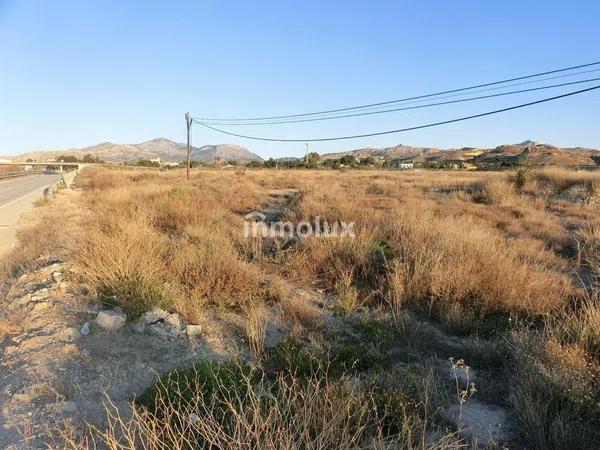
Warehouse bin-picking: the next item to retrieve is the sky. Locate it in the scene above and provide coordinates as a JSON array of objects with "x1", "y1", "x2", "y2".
[{"x1": 1, "y1": 0, "x2": 599, "y2": 159}]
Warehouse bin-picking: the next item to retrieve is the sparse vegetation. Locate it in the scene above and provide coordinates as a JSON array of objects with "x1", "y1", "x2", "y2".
[
  {"x1": 6, "y1": 166, "x2": 600, "y2": 448},
  {"x1": 61, "y1": 360, "x2": 464, "y2": 450}
]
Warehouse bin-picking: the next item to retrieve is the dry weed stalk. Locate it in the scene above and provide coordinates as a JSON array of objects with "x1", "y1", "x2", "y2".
[{"x1": 244, "y1": 303, "x2": 267, "y2": 360}]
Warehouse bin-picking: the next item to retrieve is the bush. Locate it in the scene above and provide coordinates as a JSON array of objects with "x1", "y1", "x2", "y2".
[{"x1": 69, "y1": 361, "x2": 460, "y2": 449}]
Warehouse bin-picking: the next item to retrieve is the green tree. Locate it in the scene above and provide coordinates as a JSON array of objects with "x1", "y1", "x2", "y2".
[
  {"x1": 264, "y1": 158, "x2": 277, "y2": 168},
  {"x1": 136, "y1": 159, "x2": 160, "y2": 168},
  {"x1": 340, "y1": 155, "x2": 358, "y2": 167},
  {"x1": 360, "y1": 156, "x2": 376, "y2": 167},
  {"x1": 57, "y1": 155, "x2": 79, "y2": 163},
  {"x1": 79, "y1": 154, "x2": 105, "y2": 163},
  {"x1": 322, "y1": 159, "x2": 341, "y2": 169}
]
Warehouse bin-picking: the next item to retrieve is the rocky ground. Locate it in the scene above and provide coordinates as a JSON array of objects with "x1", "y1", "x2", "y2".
[
  {"x1": 0, "y1": 259, "x2": 518, "y2": 448},
  {"x1": 0, "y1": 257, "x2": 256, "y2": 448}
]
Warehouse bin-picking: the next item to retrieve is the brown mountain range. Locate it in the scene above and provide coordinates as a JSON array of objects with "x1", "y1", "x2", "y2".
[
  {"x1": 321, "y1": 141, "x2": 600, "y2": 166},
  {"x1": 9, "y1": 138, "x2": 263, "y2": 163}
]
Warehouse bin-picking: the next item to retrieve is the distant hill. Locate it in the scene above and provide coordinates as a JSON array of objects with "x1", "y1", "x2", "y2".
[
  {"x1": 8, "y1": 138, "x2": 599, "y2": 168},
  {"x1": 193, "y1": 144, "x2": 262, "y2": 163},
  {"x1": 515, "y1": 140, "x2": 543, "y2": 147},
  {"x1": 472, "y1": 143, "x2": 599, "y2": 166},
  {"x1": 10, "y1": 138, "x2": 262, "y2": 164},
  {"x1": 321, "y1": 141, "x2": 600, "y2": 167},
  {"x1": 321, "y1": 144, "x2": 443, "y2": 160}
]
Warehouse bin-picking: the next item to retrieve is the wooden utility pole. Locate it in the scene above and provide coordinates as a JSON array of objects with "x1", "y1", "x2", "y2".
[
  {"x1": 185, "y1": 112, "x2": 191, "y2": 181},
  {"x1": 305, "y1": 143, "x2": 309, "y2": 166}
]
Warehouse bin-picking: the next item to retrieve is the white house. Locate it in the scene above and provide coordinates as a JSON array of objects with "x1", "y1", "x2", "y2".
[{"x1": 398, "y1": 162, "x2": 414, "y2": 169}]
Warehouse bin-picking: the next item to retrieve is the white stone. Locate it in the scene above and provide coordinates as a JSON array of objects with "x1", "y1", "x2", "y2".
[
  {"x1": 186, "y1": 324, "x2": 203, "y2": 336},
  {"x1": 52, "y1": 271, "x2": 63, "y2": 282},
  {"x1": 95, "y1": 309, "x2": 127, "y2": 331},
  {"x1": 80, "y1": 321, "x2": 90, "y2": 335}
]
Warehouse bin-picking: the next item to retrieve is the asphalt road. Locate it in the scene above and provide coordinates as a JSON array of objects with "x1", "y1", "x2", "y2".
[{"x1": 0, "y1": 173, "x2": 62, "y2": 256}]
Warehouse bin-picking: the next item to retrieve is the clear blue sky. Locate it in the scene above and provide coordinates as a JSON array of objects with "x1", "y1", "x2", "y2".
[{"x1": 1, "y1": 0, "x2": 599, "y2": 159}]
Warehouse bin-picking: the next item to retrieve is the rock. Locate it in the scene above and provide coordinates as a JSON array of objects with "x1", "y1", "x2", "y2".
[
  {"x1": 95, "y1": 309, "x2": 127, "y2": 331},
  {"x1": 63, "y1": 327, "x2": 81, "y2": 341},
  {"x1": 165, "y1": 313, "x2": 186, "y2": 334},
  {"x1": 140, "y1": 308, "x2": 169, "y2": 324},
  {"x1": 265, "y1": 326, "x2": 283, "y2": 349},
  {"x1": 47, "y1": 401, "x2": 78, "y2": 415},
  {"x1": 31, "y1": 302, "x2": 50, "y2": 313},
  {"x1": 44, "y1": 262, "x2": 64, "y2": 274},
  {"x1": 52, "y1": 271, "x2": 63, "y2": 282},
  {"x1": 132, "y1": 309, "x2": 167, "y2": 333},
  {"x1": 445, "y1": 400, "x2": 515, "y2": 446},
  {"x1": 136, "y1": 309, "x2": 186, "y2": 338},
  {"x1": 80, "y1": 321, "x2": 90, "y2": 336},
  {"x1": 186, "y1": 324, "x2": 203, "y2": 336}
]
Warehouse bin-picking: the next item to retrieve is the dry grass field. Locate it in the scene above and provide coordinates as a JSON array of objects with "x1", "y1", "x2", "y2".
[{"x1": 4, "y1": 166, "x2": 600, "y2": 448}]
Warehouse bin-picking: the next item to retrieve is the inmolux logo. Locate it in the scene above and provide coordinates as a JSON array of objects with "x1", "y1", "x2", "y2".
[{"x1": 243, "y1": 212, "x2": 355, "y2": 239}]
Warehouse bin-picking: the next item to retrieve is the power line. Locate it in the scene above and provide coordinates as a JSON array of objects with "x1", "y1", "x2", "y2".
[
  {"x1": 200, "y1": 76, "x2": 600, "y2": 126},
  {"x1": 194, "y1": 84, "x2": 600, "y2": 142},
  {"x1": 200, "y1": 68, "x2": 600, "y2": 125},
  {"x1": 194, "y1": 61, "x2": 600, "y2": 122}
]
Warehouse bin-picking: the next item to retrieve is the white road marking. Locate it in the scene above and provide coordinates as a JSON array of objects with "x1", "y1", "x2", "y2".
[{"x1": 0, "y1": 181, "x2": 57, "y2": 209}]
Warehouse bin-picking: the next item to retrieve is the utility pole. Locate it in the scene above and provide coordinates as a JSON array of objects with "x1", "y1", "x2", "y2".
[
  {"x1": 305, "y1": 143, "x2": 309, "y2": 166},
  {"x1": 185, "y1": 112, "x2": 191, "y2": 181}
]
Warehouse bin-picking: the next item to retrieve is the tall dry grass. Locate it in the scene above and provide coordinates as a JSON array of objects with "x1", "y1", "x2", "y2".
[
  {"x1": 9, "y1": 166, "x2": 600, "y2": 449},
  {"x1": 5, "y1": 167, "x2": 589, "y2": 323},
  {"x1": 531, "y1": 166, "x2": 600, "y2": 193},
  {"x1": 283, "y1": 172, "x2": 573, "y2": 317},
  {"x1": 58, "y1": 363, "x2": 464, "y2": 450},
  {"x1": 72, "y1": 169, "x2": 272, "y2": 320}
]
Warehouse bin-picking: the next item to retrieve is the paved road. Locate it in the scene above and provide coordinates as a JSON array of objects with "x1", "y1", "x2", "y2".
[
  {"x1": 0, "y1": 174, "x2": 61, "y2": 209},
  {"x1": 0, "y1": 174, "x2": 62, "y2": 256}
]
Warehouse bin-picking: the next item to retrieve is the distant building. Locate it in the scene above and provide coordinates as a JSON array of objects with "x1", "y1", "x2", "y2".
[
  {"x1": 398, "y1": 162, "x2": 414, "y2": 169},
  {"x1": 150, "y1": 157, "x2": 161, "y2": 164}
]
